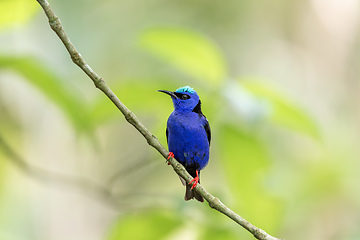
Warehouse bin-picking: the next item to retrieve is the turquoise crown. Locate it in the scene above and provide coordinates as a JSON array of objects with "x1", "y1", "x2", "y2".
[{"x1": 175, "y1": 86, "x2": 195, "y2": 94}]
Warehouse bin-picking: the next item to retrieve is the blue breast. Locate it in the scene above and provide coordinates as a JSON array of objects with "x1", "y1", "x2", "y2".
[{"x1": 167, "y1": 111, "x2": 209, "y2": 170}]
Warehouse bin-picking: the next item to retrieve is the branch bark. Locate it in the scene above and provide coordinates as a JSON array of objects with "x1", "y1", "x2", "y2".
[{"x1": 35, "y1": 1, "x2": 281, "y2": 239}]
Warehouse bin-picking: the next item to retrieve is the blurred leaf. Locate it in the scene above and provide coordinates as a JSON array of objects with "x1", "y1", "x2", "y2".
[
  {"x1": 139, "y1": 27, "x2": 227, "y2": 86},
  {"x1": 107, "y1": 210, "x2": 180, "y2": 240},
  {"x1": 219, "y1": 124, "x2": 283, "y2": 233},
  {"x1": 0, "y1": 56, "x2": 92, "y2": 132},
  {"x1": 242, "y1": 81, "x2": 319, "y2": 138},
  {"x1": 300, "y1": 159, "x2": 343, "y2": 200},
  {"x1": 0, "y1": 0, "x2": 38, "y2": 29}
]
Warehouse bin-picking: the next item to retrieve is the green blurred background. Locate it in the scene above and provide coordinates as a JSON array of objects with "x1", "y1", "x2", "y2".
[{"x1": 1, "y1": 0, "x2": 360, "y2": 239}]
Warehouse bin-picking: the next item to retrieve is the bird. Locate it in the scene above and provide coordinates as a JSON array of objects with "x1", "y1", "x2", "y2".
[{"x1": 158, "y1": 86, "x2": 210, "y2": 202}]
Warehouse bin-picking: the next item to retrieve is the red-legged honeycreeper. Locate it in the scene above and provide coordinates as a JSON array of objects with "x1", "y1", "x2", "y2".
[{"x1": 158, "y1": 86, "x2": 211, "y2": 202}]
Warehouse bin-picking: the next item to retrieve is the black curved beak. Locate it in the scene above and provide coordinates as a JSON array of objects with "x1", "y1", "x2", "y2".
[{"x1": 158, "y1": 90, "x2": 178, "y2": 99}]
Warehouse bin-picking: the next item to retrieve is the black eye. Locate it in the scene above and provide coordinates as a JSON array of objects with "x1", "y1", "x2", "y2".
[{"x1": 181, "y1": 94, "x2": 190, "y2": 100}]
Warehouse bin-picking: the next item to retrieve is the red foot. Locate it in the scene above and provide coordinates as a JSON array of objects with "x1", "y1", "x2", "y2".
[
  {"x1": 189, "y1": 170, "x2": 199, "y2": 190},
  {"x1": 166, "y1": 152, "x2": 174, "y2": 165},
  {"x1": 167, "y1": 152, "x2": 174, "y2": 159}
]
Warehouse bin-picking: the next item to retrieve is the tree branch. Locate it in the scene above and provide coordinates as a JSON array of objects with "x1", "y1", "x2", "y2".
[{"x1": 35, "y1": 1, "x2": 281, "y2": 239}]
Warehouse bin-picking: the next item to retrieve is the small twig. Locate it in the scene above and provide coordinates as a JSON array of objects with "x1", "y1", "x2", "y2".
[
  {"x1": 0, "y1": 134, "x2": 119, "y2": 208},
  {"x1": 35, "y1": 1, "x2": 281, "y2": 239},
  {"x1": 107, "y1": 157, "x2": 155, "y2": 189}
]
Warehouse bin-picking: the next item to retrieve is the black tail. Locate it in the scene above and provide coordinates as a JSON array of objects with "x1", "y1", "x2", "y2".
[
  {"x1": 185, "y1": 183, "x2": 204, "y2": 202},
  {"x1": 178, "y1": 173, "x2": 204, "y2": 202}
]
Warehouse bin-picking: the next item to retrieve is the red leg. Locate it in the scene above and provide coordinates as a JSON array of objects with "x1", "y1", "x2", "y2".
[
  {"x1": 166, "y1": 152, "x2": 174, "y2": 165},
  {"x1": 189, "y1": 170, "x2": 199, "y2": 190}
]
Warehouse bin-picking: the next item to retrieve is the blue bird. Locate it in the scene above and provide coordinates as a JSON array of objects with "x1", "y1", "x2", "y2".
[{"x1": 158, "y1": 86, "x2": 211, "y2": 202}]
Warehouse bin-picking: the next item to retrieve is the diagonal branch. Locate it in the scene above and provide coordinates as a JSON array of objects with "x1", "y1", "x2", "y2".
[{"x1": 35, "y1": 1, "x2": 281, "y2": 239}]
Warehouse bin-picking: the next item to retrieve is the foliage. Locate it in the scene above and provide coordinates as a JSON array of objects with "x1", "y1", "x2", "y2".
[
  {"x1": 0, "y1": 0, "x2": 38, "y2": 29},
  {"x1": 1, "y1": 1, "x2": 359, "y2": 240}
]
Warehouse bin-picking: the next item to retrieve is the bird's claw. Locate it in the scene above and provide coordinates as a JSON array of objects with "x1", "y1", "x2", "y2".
[
  {"x1": 167, "y1": 152, "x2": 175, "y2": 159},
  {"x1": 189, "y1": 171, "x2": 199, "y2": 190},
  {"x1": 166, "y1": 152, "x2": 175, "y2": 165}
]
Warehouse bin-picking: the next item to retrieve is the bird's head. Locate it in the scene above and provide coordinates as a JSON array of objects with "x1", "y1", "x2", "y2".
[{"x1": 158, "y1": 86, "x2": 200, "y2": 112}]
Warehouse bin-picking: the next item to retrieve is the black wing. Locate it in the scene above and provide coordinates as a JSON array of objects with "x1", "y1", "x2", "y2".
[
  {"x1": 192, "y1": 100, "x2": 211, "y2": 145},
  {"x1": 166, "y1": 127, "x2": 169, "y2": 144},
  {"x1": 204, "y1": 118, "x2": 211, "y2": 145}
]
